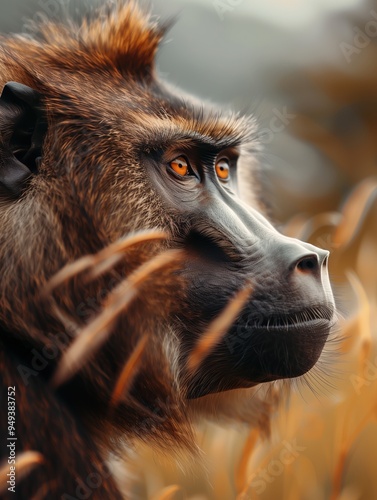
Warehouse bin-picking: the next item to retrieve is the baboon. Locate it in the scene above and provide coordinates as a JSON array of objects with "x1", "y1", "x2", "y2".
[{"x1": 0, "y1": 2, "x2": 335, "y2": 498}]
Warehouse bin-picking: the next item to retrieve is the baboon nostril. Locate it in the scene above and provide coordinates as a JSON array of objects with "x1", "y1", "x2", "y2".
[{"x1": 296, "y1": 254, "x2": 319, "y2": 273}]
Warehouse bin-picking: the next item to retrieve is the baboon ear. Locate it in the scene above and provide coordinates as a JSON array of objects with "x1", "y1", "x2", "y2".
[{"x1": 0, "y1": 82, "x2": 47, "y2": 196}]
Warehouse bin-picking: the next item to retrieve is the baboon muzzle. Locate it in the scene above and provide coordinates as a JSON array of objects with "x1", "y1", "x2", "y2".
[{"x1": 180, "y1": 194, "x2": 335, "y2": 397}]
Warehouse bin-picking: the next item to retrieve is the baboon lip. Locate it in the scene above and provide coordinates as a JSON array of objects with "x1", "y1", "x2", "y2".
[
  {"x1": 235, "y1": 304, "x2": 335, "y2": 333},
  {"x1": 252, "y1": 317, "x2": 332, "y2": 333}
]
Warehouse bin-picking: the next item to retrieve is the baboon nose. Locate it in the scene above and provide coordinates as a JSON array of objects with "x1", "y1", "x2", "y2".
[{"x1": 279, "y1": 241, "x2": 329, "y2": 279}]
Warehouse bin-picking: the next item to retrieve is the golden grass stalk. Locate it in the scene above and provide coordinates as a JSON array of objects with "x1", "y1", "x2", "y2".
[
  {"x1": 330, "y1": 273, "x2": 373, "y2": 499},
  {"x1": 187, "y1": 283, "x2": 252, "y2": 374},
  {"x1": 235, "y1": 428, "x2": 260, "y2": 496},
  {"x1": 331, "y1": 407, "x2": 376, "y2": 500},
  {"x1": 346, "y1": 271, "x2": 372, "y2": 365},
  {"x1": 332, "y1": 177, "x2": 377, "y2": 249},
  {"x1": 49, "y1": 300, "x2": 80, "y2": 337},
  {"x1": 0, "y1": 451, "x2": 44, "y2": 495},
  {"x1": 239, "y1": 441, "x2": 282, "y2": 499},
  {"x1": 44, "y1": 230, "x2": 167, "y2": 294},
  {"x1": 110, "y1": 334, "x2": 148, "y2": 407},
  {"x1": 152, "y1": 485, "x2": 181, "y2": 500},
  {"x1": 293, "y1": 211, "x2": 341, "y2": 242},
  {"x1": 51, "y1": 249, "x2": 184, "y2": 388}
]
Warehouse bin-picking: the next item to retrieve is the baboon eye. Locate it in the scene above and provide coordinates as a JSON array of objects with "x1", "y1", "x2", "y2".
[
  {"x1": 170, "y1": 156, "x2": 189, "y2": 176},
  {"x1": 215, "y1": 159, "x2": 230, "y2": 181}
]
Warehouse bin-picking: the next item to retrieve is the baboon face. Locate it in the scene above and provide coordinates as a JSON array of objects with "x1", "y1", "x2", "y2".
[
  {"x1": 141, "y1": 98, "x2": 335, "y2": 398},
  {"x1": 0, "y1": 4, "x2": 335, "y2": 403}
]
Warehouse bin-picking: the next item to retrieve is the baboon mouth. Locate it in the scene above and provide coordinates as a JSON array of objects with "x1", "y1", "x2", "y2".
[
  {"x1": 219, "y1": 304, "x2": 336, "y2": 386},
  {"x1": 235, "y1": 304, "x2": 335, "y2": 332}
]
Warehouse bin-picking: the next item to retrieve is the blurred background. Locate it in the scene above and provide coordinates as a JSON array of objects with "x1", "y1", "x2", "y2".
[{"x1": 1, "y1": 0, "x2": 377, "y2": 499}]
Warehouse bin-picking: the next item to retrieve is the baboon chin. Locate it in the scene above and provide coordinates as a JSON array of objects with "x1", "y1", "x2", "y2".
[{"x1": 0, "y1": 1, "x2": 335, "y2": 497}]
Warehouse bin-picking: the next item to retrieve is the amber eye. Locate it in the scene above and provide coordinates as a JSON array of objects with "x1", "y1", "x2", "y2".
[
  {"x1": 215, "y1": 159, "x2": 230, "y2": 181},
  {"x1": 170, "y1": 156, "x2": 189, "y2": 176}
]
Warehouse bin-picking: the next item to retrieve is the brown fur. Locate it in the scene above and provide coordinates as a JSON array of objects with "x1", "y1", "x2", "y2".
[{"x1": 0, "y1": 2, "x2": 279, "y2": 498}]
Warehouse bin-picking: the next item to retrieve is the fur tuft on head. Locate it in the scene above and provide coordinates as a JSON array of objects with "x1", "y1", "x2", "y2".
[{"x1": 0, "y1": 1, "x2": 166, "y2": 82}]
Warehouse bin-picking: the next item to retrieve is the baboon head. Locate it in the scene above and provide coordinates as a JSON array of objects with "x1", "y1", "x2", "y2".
[{"x1": 0, "y1": 2, "x2": 335, "y2": 446}]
